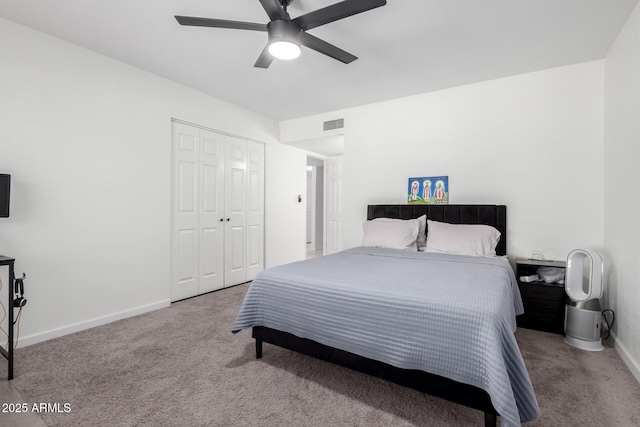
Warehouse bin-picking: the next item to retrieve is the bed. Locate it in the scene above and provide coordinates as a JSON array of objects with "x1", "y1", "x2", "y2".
[{"x1": 232, "y1": 204, "x2": 539, "y2": 426}]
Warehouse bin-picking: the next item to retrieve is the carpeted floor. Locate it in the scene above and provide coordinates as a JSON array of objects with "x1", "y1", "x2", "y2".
[{"x1": 3, "y1": 282, "x2": 640, "y2": 426}]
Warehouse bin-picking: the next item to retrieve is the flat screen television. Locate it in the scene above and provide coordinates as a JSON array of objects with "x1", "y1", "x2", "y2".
[{"x1": 0, "y1": 174, "x2": 10, "y2": 218}]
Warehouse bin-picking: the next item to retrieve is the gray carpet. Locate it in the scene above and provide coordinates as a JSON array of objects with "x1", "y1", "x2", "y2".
[{"x1": 3, "y1": 283, "x2": 640, "y2": 426}]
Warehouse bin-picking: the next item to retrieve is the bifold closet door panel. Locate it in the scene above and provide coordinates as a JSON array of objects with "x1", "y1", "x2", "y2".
[
  {"x1": 198, "y1": 129, "x2": 225, "y2": 293},
  {"x1": 171, "y1": 122, "x2": 200, "y2": 301},
  {"x1": 224, "y1": 136, "x2": 248, "y2": 287},
  {"x1": 246, "y1": 141, "x2": 265, "y2": 281}
]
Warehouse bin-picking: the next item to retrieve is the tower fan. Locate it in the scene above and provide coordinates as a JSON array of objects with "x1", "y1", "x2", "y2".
[{"x1": 564, "y1": 249, "x2": 604, "y2": 351}]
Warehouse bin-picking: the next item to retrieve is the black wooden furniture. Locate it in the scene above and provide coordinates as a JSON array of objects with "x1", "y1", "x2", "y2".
[
  {"x1": 515, "y1": 258, "x2": 567, "y2": 335},
  {"x1": 253, "y1": 326, "x2": 498, "y2": 426},
  {"x1": 251, "y1": 204, "x2": 510, "y2": 426},
  {"x1": 0, "y1": 255, "x2": 15, "y2": 380}
]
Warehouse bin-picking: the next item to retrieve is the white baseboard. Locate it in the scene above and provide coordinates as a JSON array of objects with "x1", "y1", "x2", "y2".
[
  {"x1": 611, "y1": 331, "x2": 640, "y2": 384},
  {"x1": 16, "y1": 299, "x2": 171, "y2": 348}
]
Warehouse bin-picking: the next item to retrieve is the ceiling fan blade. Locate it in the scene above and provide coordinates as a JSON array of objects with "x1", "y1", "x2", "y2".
[
  {"x1": 175, "y1": 16, "x2": 267, "y2": 32},
  {"x1": 293, "y1": 0, "x2": 386, "y2": 31},
  {"x1": 259, "y1": 0, "x2": 289, "y2": 21},
  {"x1": 300, "y1": 32, "x2": 357, "y2": 64},
  {"x1": 254, "y1": 45, "x2": 275, "y2": 69}
]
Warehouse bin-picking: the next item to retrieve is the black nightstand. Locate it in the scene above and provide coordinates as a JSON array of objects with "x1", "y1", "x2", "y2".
[{"x1": 516, "y1": 258, "x2": 567, "y2": 335}]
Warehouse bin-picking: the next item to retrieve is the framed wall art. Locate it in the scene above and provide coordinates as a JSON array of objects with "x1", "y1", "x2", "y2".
[{"x1": 407, "y1": 176, "x2": 449, "y2": 205}]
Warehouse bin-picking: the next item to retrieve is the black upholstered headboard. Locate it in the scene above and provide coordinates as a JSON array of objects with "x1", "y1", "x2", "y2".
[{"x1": 366, "y1": 204, "x2": 507, "y2": 256}]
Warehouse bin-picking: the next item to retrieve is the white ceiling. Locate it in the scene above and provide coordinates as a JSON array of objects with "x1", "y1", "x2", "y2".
[{"x1": 0, "y1": 1, "x2": 637, "y2": 121}]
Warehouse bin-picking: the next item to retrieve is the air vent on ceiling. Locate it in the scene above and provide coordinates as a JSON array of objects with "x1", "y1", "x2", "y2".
[{"x1": 323, "y1": 118, "x2": 344, "y2": 131}]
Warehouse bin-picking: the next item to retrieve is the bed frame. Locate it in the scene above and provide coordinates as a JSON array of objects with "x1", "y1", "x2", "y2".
[{"x1": 253, "y1": 204, "x2": 507, "y2": 426}]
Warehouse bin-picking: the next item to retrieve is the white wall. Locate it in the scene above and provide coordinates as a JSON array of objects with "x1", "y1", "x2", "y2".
[
  {"x1": 0, "y1": 17, "x2": 284, "y2": 346},
  {"x1": 604, "y1": 3, "x2": 640, "y2": 379},
  {"x1": 281, "y1": 61, "x2": 605, "y2": 260},
  {"x1": 264, "y1": 142, "x2": 308, "y2": 268}
]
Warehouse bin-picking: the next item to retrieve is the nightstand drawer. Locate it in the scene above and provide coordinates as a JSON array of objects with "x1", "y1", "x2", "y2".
[
  {"x1": 518, "y1": 283, "x2": 566, "y2": 302},
  {"x1": 522, "y1": 297, "x2": 564, "y2": 313}
]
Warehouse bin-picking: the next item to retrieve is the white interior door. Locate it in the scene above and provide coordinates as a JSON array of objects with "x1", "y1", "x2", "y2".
[
  {"x1": 171, "y1": 122, "x2": 200, "y2": 301},
  {"x1": 224, "y1": 136, "x2": 247, "y2": 286},
  {"x1": 198, "y1": 129, "x2": 225, "y2": 293},
  {"x1": 246, "y1": 141, "x2": 265, "y2": 281},
  {"x1": 306, "y1": 170, "x2": 313, "y2": 245},
  {"x1": 325, "y1": 156, "x2": 343, "y2": 254},
  {"x1": 172, "y1": 122, "x2": 264, "y2": 299}
]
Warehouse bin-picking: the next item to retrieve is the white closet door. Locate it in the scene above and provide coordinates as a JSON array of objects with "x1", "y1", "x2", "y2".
[
  {"x1": 172, "y1": 122, "x2": 264, "y2": 299},
  {"x1": 198, "y1": 129, "x2": 225, "y2": 293},
  {"x1": 224, "y1": 136, "x2": 247, "y2": 286},
  {"x1": 246, "y1": 141, "x2": 264, "y2": 280},
  {"x1": 171, "y1": 122, "x2": 200, "y2": 301}
]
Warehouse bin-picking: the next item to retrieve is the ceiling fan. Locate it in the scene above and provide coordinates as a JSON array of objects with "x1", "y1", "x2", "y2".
[{"x1": 175, "y1": 0, "x2": 387, "y2": 68}]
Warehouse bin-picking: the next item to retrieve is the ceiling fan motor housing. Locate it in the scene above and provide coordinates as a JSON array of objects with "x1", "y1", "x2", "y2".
[{"x1": 267, "y1": 20, "x2": 301, "y2": 45}]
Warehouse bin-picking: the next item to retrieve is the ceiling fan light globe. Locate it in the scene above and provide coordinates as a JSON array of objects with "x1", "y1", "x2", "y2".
[{"x1": 268, "y1": 40, "x2": 301, "y2": 60}]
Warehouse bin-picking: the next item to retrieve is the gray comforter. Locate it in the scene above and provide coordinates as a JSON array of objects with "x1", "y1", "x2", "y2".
[{"x1": 232, "y1": 247, "x2": 540, "y2": 426}]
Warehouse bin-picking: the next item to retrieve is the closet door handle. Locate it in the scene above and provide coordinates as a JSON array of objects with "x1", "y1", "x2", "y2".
[
  {"x1": 226, "y1": 218, "x2": 230, "y2": 221},
  {"x1": 219, "y1": 219, "x2": 224, "y2": 222}
]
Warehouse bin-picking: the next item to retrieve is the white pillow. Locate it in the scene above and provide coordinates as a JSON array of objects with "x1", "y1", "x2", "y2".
[
  {"x1": 374, "y1": 215, "x2": 427, "y2": 249},
  {"x1": 424, "y1": 219, "x2": 501, "y2": 257},
  {"x1": 362, "y1": 218, "x2": 420, "y2": 251}
]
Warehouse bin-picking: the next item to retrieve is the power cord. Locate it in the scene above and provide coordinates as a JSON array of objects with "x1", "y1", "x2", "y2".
[
  {"x1": 601, "y1": 309, "x2": 615, "y2": 340},
  {"x1": 0, "y1": 277, "x2": 8, "y2": 349},
  {"x1": 13, "y1": 306, "x2": 23, "y2": 348}
]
